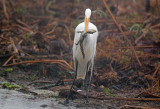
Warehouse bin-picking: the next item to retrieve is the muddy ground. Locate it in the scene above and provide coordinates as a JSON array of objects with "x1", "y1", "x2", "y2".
[{"x1": 0, "y1": 0, "x2": 160, "y2": 109}]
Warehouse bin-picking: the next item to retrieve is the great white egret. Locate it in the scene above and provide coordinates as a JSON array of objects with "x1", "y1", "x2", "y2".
[{"x1": 65, "y1": 8, "x2": 98, "y2": 104}]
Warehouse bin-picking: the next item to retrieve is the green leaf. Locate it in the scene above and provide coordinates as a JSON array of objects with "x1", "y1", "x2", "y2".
[
  {"x1": 16, "y1": 6, "x2": 24, "y2": 14},
  {"x1": 2, "y1": 83, "x2": 22, "y2": 90},
  {"x1": 4, "y1": 68, "x2": 13, "y2": 72},
  {"x1": 147, "y1": 27, "x2": 156, "y2": 40},
  {"x1": 92, "y1": 8, "x2": 107, "y2": 18},
  {"x1": 122, "y1": 59, "x2": 128, "y2": 63},
  {"x1": 130, "y1": 23, "x2": 142, "y2": 39},
  {"x1": 104, "y1": 88, "x2": 110, "y2": 95},
  {"x1": 98, "y1": 9, "x2": 107, "y2": 18},
  {"x1": 76, "y1": 0, "x2": 81, "y2": 4},
  {"x1": 157, "y1": 62, "x2": 160, "y2": 65},
  {"x1": 26, "y1": 32, "x2": 32, "y2": 38},
  {"x1": 46, "y1": 0, "x2": 56, "y2": 11},
  {"x1": 31, "y1": 41, "x2": 37, "y2": 45}
]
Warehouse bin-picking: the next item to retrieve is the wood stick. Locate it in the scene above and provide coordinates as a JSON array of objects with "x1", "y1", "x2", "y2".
[
  {"x1": 72, "y1": 89, "x2": 160, "y2": 101},
  {"x1": 2, "y1": 0, "x2": 9, "y2": 20},
  {"x1": 152, "y1": 64, "x2": 160, "y2": 78},
  {"x1": 3, "y1": 55, "x2": 14, "y2": 66},
  {"x1": 121, "y1": 105, "x2": 159, "y2": 109},
  {"x1": 3, "y1": 59, "x2": 73, "y2": 70}
]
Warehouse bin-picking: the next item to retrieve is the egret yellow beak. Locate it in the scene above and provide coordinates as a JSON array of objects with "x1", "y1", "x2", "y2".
[{"x1": 85, "y1": 18, "x2": 89, "y2": 32}]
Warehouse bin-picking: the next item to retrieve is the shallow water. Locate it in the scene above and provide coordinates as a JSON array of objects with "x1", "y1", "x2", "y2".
[{"x1": 0, "y1": 89, "x2": 75, "y2": 109}]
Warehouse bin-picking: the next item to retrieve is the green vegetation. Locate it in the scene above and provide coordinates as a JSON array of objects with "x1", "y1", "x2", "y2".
[
  {"x1": 104, "y1": 88, "x2": 111, "y2": 95},
  {"x1": 92, "y1": 8, "x2": 107, "y2": 18},
  {"x1": 129, "y1": 12, "x2": 138, "y2": 17},
  {"x1": 26, "y1": 32, "x2": 32, "y2": 38},
  {"x1": 76, "y1": 0, "x2": 81, "y2": 4},
  {"x1": 122, "y1": 58, "x2": 128, "y2": 63},
  {"x1": 130, "y1": 23, "x2": 157, "y2": 42},
  {"x1": 147, "y1": 27, "x2": 156, "y2": 41},
  {"x1": 2, "y1": 83, "x2": 22, "y2": 90},
  {"x1": 4, "y1": 68, "x2": 13, "y2": 72},
  {"x1": 30, "y1": 74, "x2": 36, "y2": 81},
  {"x1": 16, "y1": 6, "x2": 25, "y2": 14},
  {"x1": 46, "y1": 0, "x2": 56, "y2": 15},
  {"x1": 130, "y1": 23, "x2": 142, "y2": 39},
  {"x1": 74, "y1": 20, "x2": 81, "y2": 26},
  {"x1": 104, "y1": 88, "x2": 119, "y2": 97}
]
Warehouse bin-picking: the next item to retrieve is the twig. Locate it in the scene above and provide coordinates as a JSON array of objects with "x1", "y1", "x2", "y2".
[
  {"x1": 3, "y1": 59, "x2": 73, "y2": 70},
  {"x1": 45, "y1": 23, "x2": 58, "y2": 36},
  {"x1": 72, "y1": 89, "x2": 160, "y2": 101},
  {"x1": 102, "y1": 0, "x2": 142, "y2": 67},
  {"x1": 28, "y1": 80, "x2": 55, "y2": 85},
  {"x1": 16, "y1": 19, "x2": 31, "y2": 29},
  {"x1": 151, "y1": 23, "x2": 160, "y2": 29},
  {"x1": 2, "y1": 0, "x2": 9, "y2": 20},
  {"x1": 121, "y1": 105, "x2": 159, "y2": 109},
  {"x1": 63, "y1": 24, "x2": 71, "y2": 45},
  {"x1": 15, "y1": 24, "x2": 33, "y2": 33},
  {"x1": 63, "y1": 79, "x2": 74, "y2": 82},
  {"x1": 152, "y1": 64, "x2": 160, "y2": 78},
  {"x1": 3, "y1": 55, "x2": 14, "y2": 66},
  {"x1": 0, "y1": 34, "x2": 10, "y2": 42},
  {"x1": 117, "y1": 45, "x2": 159, "y2": 49},
  {"x1": 9, "y1": 37, "x2": 18, "y2": 54},
  {"x1": 18, "y1": 49, "x2": 34, "y2": 58}
]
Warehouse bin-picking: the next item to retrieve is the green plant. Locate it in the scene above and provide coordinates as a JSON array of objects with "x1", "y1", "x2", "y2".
[
  {"x1": 147, "y1": 27, "x2": 157, "y2": 41},
  {"x1": 129, "y1": 12, "x2": 138, "y2": 17},
  {"x1": 4, "y1": 68, "x2": 13, "y2": 72},
  {"x1": 74, "y1": 20, "x2": 81, "y2": 26},
  {"x1": 31, "y1": 41, "x2": 37, "y2": 45},
  {"x1": 130, "y1": 23, "x2": 142, "y2": 39},
  {"x1": 2, "y1": 83, "x2": 22, "y2": 90},
  {"x1": 76, "y1": 0, "x2": 81, "y2": 4},
  {"x1": 46, "y1": 0, "x2": 56, "y2": 15},
  {"x1": 26, "y1": 32, "x2": 32, "y2": 38},
  {"x1": 30, "y1": 74, "x2": 36, "y2": 81},
  {"x1": 16, "y1": 6, "x2": 25, "y2": 14},
  {"x1": 104, "y1": 88, "x2": 111, "y2": 95},
  {"x1": 122, "y1": 58, "x2": 128, "y2": 63},
  {"x1": 92, "y1": 8, "x2": 107, "y2": 18}
]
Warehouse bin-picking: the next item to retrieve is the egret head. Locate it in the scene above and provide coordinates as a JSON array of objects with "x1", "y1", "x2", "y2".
[{"x1": 85, "y1": 8, "x2": 91, "y2": 32}]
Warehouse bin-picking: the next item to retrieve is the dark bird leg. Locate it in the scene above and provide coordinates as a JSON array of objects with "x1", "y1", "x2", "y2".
[
  {"x1": 85, "y1": 62, "x2": 89, "y2": 104},
  {"x1": 65, "y1": 61, "x2": 78, "y2": 104}
]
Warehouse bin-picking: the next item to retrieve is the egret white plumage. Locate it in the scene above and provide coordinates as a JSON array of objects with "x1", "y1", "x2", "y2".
[{"x1": 65, "y1": 8, "x2": 98, "y2": 104}]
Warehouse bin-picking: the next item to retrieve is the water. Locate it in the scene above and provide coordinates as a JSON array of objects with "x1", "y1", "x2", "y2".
[{"x1": 0, "y1": 89, "x2": 75, "y2": 109}]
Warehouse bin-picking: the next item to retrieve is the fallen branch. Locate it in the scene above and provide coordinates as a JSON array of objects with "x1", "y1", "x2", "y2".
[
  {"x1": 102, "y1": 0, "x2": 142, "y2": 67},
  {"x1": 3, "y1": 59, "x2": 73, "y2": 70},
  {"x1": 72, "y1": 89, "x2": 160, "y2": 101},
  {"x1": 2, "y1": 0, "x2": 9, "y2": 20},
  {"x1": 28, "y1": 80, "x2": 55, "y2": 85},
  {"x1": 9, "y1": 37, "x2": 18, "y2": 54},
  {"x1": 120, "y1": 105, "x2": 159, "y2": 109},
  {"x1": 16, "y1": 19, "x2": 31, "y2": 29},
  {"x1": 15, "y1": 24, "x2": 33, "y2": 33},
  {"x1": 152, "y1": 64, "x2": 160, "y2": 78},
  {"x1": 3, "y1": 55, "x2": 14, "y2": 66}
]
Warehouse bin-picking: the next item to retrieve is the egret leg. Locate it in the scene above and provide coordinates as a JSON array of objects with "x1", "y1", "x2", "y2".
[
  {"x1": 65, "y1": 61, "x2": 78, "y2": 104},
  {"x1": 85, "y1": 62, "x2": 89, "y2": 104}
]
